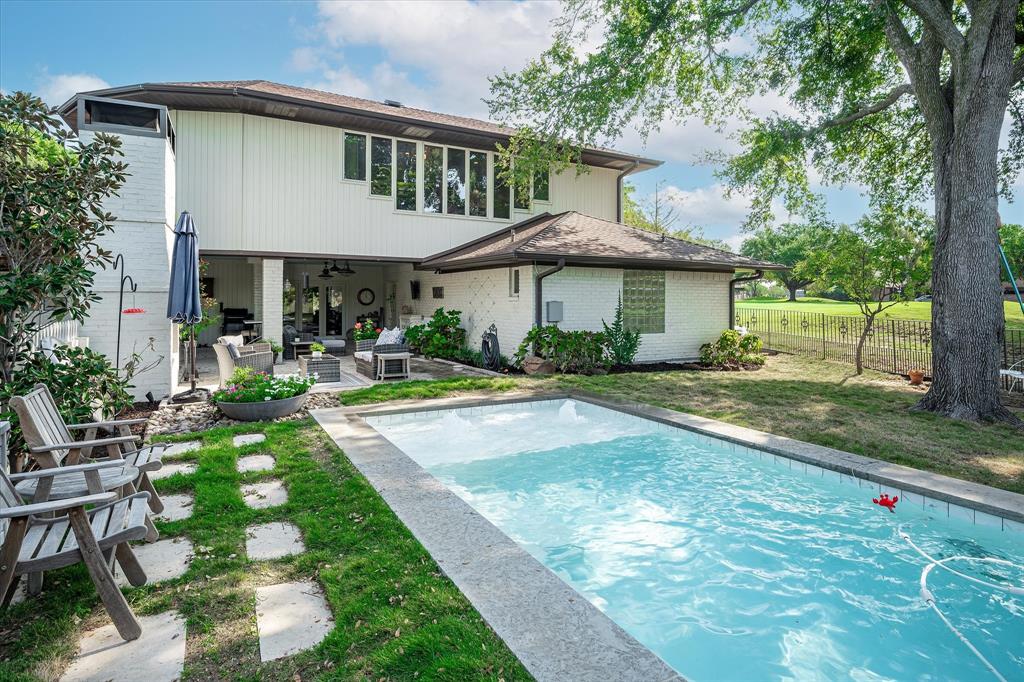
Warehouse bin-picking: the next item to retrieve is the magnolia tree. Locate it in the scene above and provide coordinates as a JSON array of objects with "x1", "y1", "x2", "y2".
[
  {"x1": 487, "y1": 0, "x2": 1024, "y2": 424},
  {"x1": 813, "y1": 207, "x2": 933, "y2": 374},
  {"x1": 0, "y1": 93, "x2": 126, "y2": 384}
]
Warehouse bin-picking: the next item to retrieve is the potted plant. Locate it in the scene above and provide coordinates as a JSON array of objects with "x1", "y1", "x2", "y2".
[
  {"x1": 908, "y1": 368, "x2": 926, "y2": 385},
  {"x1": 213, "y1": 367, "x2": 315, "y2": 421},
  {"x1": 310, "y1": 341, "x2": 325, "y2": 359},
  {"x1": 353, "y1": 320, "x2": 381, "y2": 341},
  {"x1": 270, "y1": 342, "x2": 283, "y2": 364}
]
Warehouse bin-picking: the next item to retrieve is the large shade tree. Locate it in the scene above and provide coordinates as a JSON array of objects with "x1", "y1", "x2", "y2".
[
  {"x1": 488, "y1": 0, "x2": 1024, "y2": 424},
  {"x1": 741, "y1": 222, "x2": 830, "y2": 300}
]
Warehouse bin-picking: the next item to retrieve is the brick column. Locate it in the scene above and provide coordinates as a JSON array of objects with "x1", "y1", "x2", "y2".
[{"x1": 260, "y1": 258, "x2": 283, "y2": 346}]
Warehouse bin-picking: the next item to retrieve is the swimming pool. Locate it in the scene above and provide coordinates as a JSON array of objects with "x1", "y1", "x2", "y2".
[{"x1": 367, "y1": 398, "x2": 1024, "y2": 681}]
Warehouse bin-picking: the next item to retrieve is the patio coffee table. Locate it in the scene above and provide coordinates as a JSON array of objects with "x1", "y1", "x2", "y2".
[{"x1": 298, "y1": 354, "x2": 342, "y2": 383}]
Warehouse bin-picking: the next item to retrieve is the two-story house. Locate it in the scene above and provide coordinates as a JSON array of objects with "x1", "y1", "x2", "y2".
[{"x1": 57, "y1": 80, "x2": 778, "y2": 399}]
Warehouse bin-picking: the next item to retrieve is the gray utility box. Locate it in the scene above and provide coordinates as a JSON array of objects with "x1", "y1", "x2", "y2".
[{"x1": 546, "y1": 300, "x2": 563, "y2": 323}]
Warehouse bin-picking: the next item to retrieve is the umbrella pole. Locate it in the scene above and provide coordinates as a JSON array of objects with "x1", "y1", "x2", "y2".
[{"x1": 190, "y1": 325, "x2": 197, "y2": 392}]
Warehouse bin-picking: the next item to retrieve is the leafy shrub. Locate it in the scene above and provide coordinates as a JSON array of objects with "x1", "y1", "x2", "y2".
[
  {"x1": 0, "y1": 345, "x2": 134, "y2": 458},
  {"x1": 514, "y1": 325, "x2": 608, "y2": 374},
  {"x1": 404, "y1": 308, "x2": 466, "y2": 359},
  {"x1": 353, "y1": 320, "x2": 382, "y2": 341},
  {"x1": 602, "y1": 294, "x2": 641, "y2": 366},
  {"x1": 212, "y1": 367, "x2": 315, "y2": 403},
  {"x1": 699, "y1": 330, "x2": 766, "y2": 368}
]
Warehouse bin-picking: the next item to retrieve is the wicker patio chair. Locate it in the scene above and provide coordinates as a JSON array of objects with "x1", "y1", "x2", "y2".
[
  {"x1": 214, "y1": 336, "x2": 274, "y2": 387},
  {"x1": 354, "y1": 338, "x2": 411, "y2": 379}
]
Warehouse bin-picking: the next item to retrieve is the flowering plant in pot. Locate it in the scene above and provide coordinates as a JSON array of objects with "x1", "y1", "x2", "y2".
[
  {"x1": 270, "y1": 342, "x2": 283, "y2": 364},
  {"x1": 353, "y1": 320, "x2": 381, "y2": 341},
  {"x1": 213, "y1": 367, "x2": 315, "y2": 421},
  {"x1": 310, "y1": 342, "x2": 326, "y2": 359}
]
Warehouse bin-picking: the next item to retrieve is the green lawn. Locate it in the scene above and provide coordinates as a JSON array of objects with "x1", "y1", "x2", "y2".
[
  {"x1": 0, "y1": 421, "x2": 530, "y2": 681},
  {"x1": 737, "y1": 296, "x2": 1024, "y2": 329}
]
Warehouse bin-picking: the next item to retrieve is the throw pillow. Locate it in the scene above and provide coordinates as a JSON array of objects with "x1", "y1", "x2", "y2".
[
  {"x1": 375, "y1": 327, "x2": 402, "y2": 345},
  {"x1": 219, "y1": 334, "x2": 245, "y2": 347},
  {"x1": 226, "y1": 343, "x2": 242, "y2": 360}
]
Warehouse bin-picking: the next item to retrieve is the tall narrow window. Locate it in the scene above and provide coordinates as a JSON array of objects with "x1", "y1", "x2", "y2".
[
  {"x1": 622, "y1": 270, "x2": 665, "y2": 334},
  {"x1": 509, "y1": 268, "x2": 520, "y2": 297},
  {"x1": 423, "y1": 145, "x2": 443, "y2": 213},
  {"x1": 494, "y1": 172, "x2": 511, "y2": 219},
  {"x1": 343, "y1": 132, "x2": 366, "y2": 181},
  {"x1": 395, "y1": 140, "x2": 417, "y2": 211},
  {"x1": 533, "y1": 169, "x2": 550, "y2": 201},
  {"x1": 513, "y1": 184, "x2": 530, "y2": 210},
  {"x1": 370, "y1": 136, "x2": 392, "y2": 196},
  {"x1": 469, "y1": 151, "x2": 487, "y2": 217},
  {"x1": 446, "y1": 148, "x2": 466, "y2": 215}
]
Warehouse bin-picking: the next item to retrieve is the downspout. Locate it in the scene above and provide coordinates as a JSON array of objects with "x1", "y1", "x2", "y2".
[
  {"x1": 729, "y1": 270, "x2": 764, "y2": 329},
  {"x1": 616, "y1": 161, "x2": 640, "y2": 223},
  {"x1": 534, "y1": 258, "x2": 566, "y2": 327}
]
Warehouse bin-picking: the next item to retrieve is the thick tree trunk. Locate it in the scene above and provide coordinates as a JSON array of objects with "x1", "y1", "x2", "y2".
[
  {"x1": 787, "y1": 284, "x2": 798, "y2": 302},
  {"x1": 914, "y1": 108, "x2": 1018, "y2": 423}
]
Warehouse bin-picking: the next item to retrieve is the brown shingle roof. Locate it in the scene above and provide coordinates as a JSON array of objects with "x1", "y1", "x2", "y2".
[{"x1": 420, "y1": 212, "x2": 785, "y2": 272}]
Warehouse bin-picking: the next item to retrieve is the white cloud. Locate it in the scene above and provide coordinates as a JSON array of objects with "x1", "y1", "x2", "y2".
[
  {"x1": 36, "y1": 72, "x2": 109, "y2": 106},
  {"x1": 289, "y1": 46, "x2": 323, "y2": 73},
  {"x1": 659, "y1": 183, "x2": 756, "y2": 229},
  {"x1": 302, "y1": 0, "x2": 560, "y2": 117}
]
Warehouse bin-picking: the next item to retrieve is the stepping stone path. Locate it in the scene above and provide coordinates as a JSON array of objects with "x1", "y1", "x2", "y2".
[
  {"x1": 246, "y1": 521, "x2": 305, "y2": 560},
  {"x1": 254, "y1": 580, "x2": 333, "y2": 662},
  {"x1": 237, "y1": 454, "x2": 275, "y2": 473},
  {"x1": 161, "y1": 440, "x2": 201, "y2": 457},
  {"x1": 150, "y1": 461, "x2": 196, "y2": 481},
  {"x1": 61, "y1": 611, "x2": 186, "y2": 682},
  {"x1": 115, "y1": 537, "x2": 193, "y2": 588},
  {"x1": 242, "y1": 480, "x2": 288, "y2": 509},
  {"x1": 154, "y1": 493, "x2": 193, "y2": 522},
  {"x1": 233, "y1": 433, "x2": 266, "y2": 447}
]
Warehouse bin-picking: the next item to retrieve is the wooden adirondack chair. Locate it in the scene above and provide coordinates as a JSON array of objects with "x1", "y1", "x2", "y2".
[
  {"x1": 9, "y1": 384, "x2": 166, "y2": 515},
  {"x1": 0, "y1": 422, "x2": 151, "y2": 641}
]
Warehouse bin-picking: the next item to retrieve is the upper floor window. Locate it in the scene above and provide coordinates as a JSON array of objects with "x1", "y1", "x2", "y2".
[
  {"x1": 343, "y1": 133, "x2": 366, "y2": 181},
  {"x1": 446, "y1": 148, "x2": 466, "y2": 215},
  {"x1": 395, "y1": 140, "x2": 417, "y2": 211},
  {"x1": 370, "y1": 137, "x2": 392, "y2": 196},
  {"x1": 469, "y1": 151, "x2": 487, "y2": 217},
  {"x1": 513, "y1": 186, "x2": 530, "y2": 211},
  {"x1": 494, "y1": 172, "x2": 511, "y2": 220},
  {"x1": 533, "y1": 169, "x2": 550, "y2": 202},
  {"x1": 423, "y1": 145, "x2": 443, "y2": 213},
  {"x1": 623, "y1": 270, "x2": 665, "y2": 334}
]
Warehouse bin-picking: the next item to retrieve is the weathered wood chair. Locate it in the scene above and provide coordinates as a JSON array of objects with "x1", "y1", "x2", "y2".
[
  {"x1": 9, "y1": 384, "x2": 166, "y2": 515},
  {"x1": 0, "y1": 423, "x2": 151, "y2": 640}
]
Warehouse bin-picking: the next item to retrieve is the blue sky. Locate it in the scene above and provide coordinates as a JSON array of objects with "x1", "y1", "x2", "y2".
[{"x1": 3, "y1": 0, "x2": 1020, "y2": 248}]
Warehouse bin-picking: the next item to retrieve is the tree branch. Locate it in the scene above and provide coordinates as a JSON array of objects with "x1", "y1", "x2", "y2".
[
  {"x1": 899, "y1": 0, "x2": 966, "y2": 60},
  {"x1": 802, "y1": 83, "x2": 914, "y2": 136}
]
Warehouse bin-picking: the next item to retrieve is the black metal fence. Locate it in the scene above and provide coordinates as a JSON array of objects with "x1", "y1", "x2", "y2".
[{"x1": 734, "y1": 307, "x2": 1024, "y2": 382}]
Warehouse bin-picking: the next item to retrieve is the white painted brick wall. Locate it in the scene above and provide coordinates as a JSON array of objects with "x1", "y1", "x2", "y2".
[
  {"x1": 387, "y1": 264, "x2": 533, "y2": 360},
  {"x1": 259, "y1": 259, "x2": 284, "y2": 346},
  {"x1": 388, "y1": 264, "x2": 732, "y2": 362},
  {"x1": 78, "y1": 130, "x2": 177, "y2": 400}
]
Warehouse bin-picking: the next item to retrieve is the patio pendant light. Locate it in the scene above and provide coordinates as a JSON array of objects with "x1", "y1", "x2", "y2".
[
  {"x1": 318, "y1": 261, "x2": 333, "y2": 279},
  {"x1": 336, "y1": 260, "x2": 356, "y2": 277}
]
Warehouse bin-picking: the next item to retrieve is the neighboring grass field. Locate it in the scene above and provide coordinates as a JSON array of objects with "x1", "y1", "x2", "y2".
[{"x1": 737, "y1": 296, "x2": 1024, "y2": 330}]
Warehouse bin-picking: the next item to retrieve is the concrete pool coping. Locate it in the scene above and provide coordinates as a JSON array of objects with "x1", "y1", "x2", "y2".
[{"x1": 312, "y1": 389, "x2": 1024, "y2": 681}]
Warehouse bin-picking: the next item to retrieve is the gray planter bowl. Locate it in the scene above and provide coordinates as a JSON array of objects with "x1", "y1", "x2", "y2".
[{"x1": 216, "y1": 393, "x2": 308, "y2": 421}]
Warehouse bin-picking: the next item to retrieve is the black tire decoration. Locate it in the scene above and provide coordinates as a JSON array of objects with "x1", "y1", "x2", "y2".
[{"x1": 481, "y1": 324, "x2": 501, "y2": 372}]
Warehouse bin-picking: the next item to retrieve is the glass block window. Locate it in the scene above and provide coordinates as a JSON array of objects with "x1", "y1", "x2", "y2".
[{"x1": 622, "y1": 270, "x2": 665, "y2": 334}]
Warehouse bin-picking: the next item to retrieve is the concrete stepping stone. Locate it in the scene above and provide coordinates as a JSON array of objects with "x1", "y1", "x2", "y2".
[
  {"x1": 154, "y1": 493, "x2": 193, "y2": 522},
  {"x1": 245, "y1": 521, "x2": 305, "y2": 560},
  {"x1": 161, "y1": 440, "x2": 201, "y2": 457},
  {"x1": 116, "y1": 537, "x2": 193, "y2": 587},
  {"x1": 237, "y1": 454, "x2": 275, "y2": 473},
  {"x1": 233, "y1": 433, "x2": 266, "y2": 447},
  {"x1": 150, "y1": 461, "x2": 196, "y2": 481},
  {"x1": 242, "y1": 480, "x2": 287, "y2": 509},
  {"x1": 61, "y1": 611, "x2": 186, "y2": 682},
  {"x1": 254, "y1": 580, "x2": 333, "y2": 662}
]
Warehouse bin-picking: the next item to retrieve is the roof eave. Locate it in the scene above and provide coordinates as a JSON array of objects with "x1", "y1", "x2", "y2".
[{"x1": 421, "y1": 251, "x2": 786, "y2": 274}]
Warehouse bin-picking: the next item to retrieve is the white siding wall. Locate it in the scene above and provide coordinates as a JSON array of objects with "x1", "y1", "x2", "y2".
[
  {"x1": 388, "y1": 264, "x2": 732, "y2": 362},
  {"x1": 78, "y1": 130, "x2": 178, "y2": 400},
  {"x1": 174, "y1": 111, "x2": 620, "y2": 259}
]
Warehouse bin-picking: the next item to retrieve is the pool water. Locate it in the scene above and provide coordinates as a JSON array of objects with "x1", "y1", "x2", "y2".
[{"x1": 367, "y1": 399, "x2": 1024, "y2": 681}]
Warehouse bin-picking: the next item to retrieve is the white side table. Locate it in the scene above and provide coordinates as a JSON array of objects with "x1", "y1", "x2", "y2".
[{"x1": 376, "y1": 352, "x2": 411, "y2": 381}]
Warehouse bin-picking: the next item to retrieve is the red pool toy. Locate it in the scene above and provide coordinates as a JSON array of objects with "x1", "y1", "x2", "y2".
[{"x1": 873, "y1": 493, "x2": 898, "y2": 513}]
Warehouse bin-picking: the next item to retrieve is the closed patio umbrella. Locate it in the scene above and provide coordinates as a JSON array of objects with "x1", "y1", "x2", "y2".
[{"x1": 167, "y1": 211, "x2": 206, "y2": 402}]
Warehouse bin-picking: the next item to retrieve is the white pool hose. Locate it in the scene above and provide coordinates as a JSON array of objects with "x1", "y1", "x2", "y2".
[{"x1": 899, "y1": 528, "x2": 1023, "y2": 682}]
